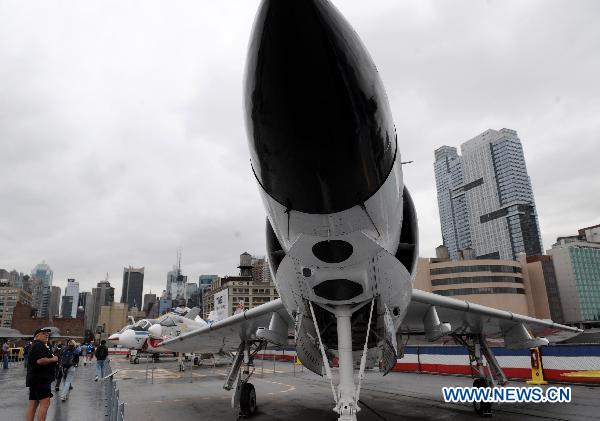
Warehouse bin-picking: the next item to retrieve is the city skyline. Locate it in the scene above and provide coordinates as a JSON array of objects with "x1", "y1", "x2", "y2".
[{"x1": 1, "y1": 2, "x2": 599, "y2": 299}]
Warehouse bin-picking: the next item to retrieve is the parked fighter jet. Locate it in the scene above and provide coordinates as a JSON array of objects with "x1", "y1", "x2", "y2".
[
  {"x1": 108, "y1": 307, "x2": 207, "y2": 353},
  {"x1": 160, "y1": 1, "x2": 582, "y2": 420}
]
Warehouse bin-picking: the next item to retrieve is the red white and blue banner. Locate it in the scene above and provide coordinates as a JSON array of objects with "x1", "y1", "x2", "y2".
[{"x1": 257, "y1": 344, "x2": 600, "y2": 384}]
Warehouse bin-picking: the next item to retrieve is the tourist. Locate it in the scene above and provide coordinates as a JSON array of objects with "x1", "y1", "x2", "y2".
[
  {"x1": 59, "y1": 340, "x2": 77, "y2": 401},
  {"x1": 94, "y1": 340, "x2": 109, "y2": 381},
  {"x1": 53, "y1": 343, "x2": 63, "y2": 392},
  {"x1": 81, "y1": 342, "x2": 88, "y2": 365},
  {"x1": 73, "y1": 342, "x2": 81, "y2": 367},
  {"x1": 25, "y1": 328, "x2": 58, "y2": 421},
  {"x1": 2, "y1": 339, "x2": 9, "y2": 369},
  {"x1": 86, "y1": 342, "x2": 95, "y2": 364}
]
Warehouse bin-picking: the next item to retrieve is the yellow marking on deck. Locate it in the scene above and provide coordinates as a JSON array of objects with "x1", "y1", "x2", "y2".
[{"x1": 561, "y1": 370, "x2": 600, "y2": 378}]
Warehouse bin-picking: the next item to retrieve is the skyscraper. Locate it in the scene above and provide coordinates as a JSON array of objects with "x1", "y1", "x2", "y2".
[
  {"x1": 49, "y1": 286, "x2": 61, "y2": 318},
  {"x1": 79, "y1": 291, "x2": 94, "y2": 331},
  {"x1": 91, "y1": 280, "x2": 115, "y2": 332},
  {"x1": 61, "y1": 295, "x2": 74, "y2": 318},
  {"x1": 65, "y1": 278, "x2": 79, "y2": 318},
  {"x1": 31, "y1": 262, "x2": 53, "y2": 317},
  {"x1": 143, "y1": 293, "x2": 158, "y2": 318},
  {"x1": 434, "y1": 129, "x2": 542, "y2": 260},
  {"x1": 199, "y1": 275, "x2": 218, "y2": 312},
  {"x1": 121, "y1": 267, "x2": 144, "y2": 310}
]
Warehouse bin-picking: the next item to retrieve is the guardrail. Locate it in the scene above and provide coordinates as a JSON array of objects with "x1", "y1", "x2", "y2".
[{"x1": 103, "y1": 360, "x2": 125, "y2": 421}]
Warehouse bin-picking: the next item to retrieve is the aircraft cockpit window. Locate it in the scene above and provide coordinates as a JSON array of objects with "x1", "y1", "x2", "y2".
[
  {"x1": 160, "y1": 317, "x2": 175, "y2": 327},
  {"x1": 136, "y1": 320, "x2": 151, "y2": 330}
]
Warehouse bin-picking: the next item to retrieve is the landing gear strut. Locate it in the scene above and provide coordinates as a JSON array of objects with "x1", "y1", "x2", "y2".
[
  {"x1": 308, "y1": 299, "x2": 377, "y2": 421},
  {"x1": 224, "y1": 340, "x2": 265, "y2": 418},
  {"x1": 452, "y1": 334, "x2": 507, "y2": 418}
]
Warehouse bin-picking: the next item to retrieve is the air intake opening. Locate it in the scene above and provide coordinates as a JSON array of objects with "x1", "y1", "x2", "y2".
[
  {"x1": 312, "y1": 240, "x2": 353, "y2": 263},
  {"x1": 313, "y1": 279, "x2": 363, "y2": 301}
]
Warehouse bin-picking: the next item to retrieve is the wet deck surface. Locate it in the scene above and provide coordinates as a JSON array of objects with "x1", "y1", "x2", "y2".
[
  {"x1": 1, "y1": 358, "x2": 108, "y2": 421},
  {"x1": 114, "y1": 356, "x2": 600, "y2": 421},
  {"x1": 3, "y1": 355, "x2": 600, "y2": 420}
]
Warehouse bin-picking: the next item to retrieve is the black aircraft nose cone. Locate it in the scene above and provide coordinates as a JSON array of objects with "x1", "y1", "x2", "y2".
[{"x1": 244, "y1": 0, "x2": 397, "y2": 214}]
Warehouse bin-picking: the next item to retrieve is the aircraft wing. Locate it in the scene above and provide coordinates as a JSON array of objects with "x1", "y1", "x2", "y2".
[
  {"x1": 402, "y1": 289, "x2": 582, "y2": 346},
  {"x1": 159, "y1": 299, "x2": 291, "y2": 353}
]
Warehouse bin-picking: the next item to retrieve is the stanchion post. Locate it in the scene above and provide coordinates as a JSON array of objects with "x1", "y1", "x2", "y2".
[
  {"x1": 118, "y1": 402, "x2": 125, "y2": 421},
  {"x1": 261, "y1": 346, "x2": 264, "y2": 378},
  {"x1": 113, "y1": 388, "x2": 119, "y2": 421},
  {"x1": 151, "y1": 357, "x2": 155, "y2": 384}
]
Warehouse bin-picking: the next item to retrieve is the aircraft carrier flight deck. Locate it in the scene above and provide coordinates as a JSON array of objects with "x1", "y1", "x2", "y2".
[{"x1": 3, "y1": 353, "x2": 599, "y2": 421}]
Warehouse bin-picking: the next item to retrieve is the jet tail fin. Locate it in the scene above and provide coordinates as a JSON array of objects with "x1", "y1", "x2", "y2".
[{"x1": 185, "y1": 307, "x2": 201, "y2": 320}]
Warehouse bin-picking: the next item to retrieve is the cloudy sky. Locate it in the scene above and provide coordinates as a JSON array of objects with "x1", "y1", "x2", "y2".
[{"x1": 1, "y1": 0, "x2": 598, "y2": 299}]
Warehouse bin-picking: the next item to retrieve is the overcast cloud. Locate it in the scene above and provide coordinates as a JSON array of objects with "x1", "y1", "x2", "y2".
[{"x1": 1, "y1": 0, "x2": 598, "y2": 300}]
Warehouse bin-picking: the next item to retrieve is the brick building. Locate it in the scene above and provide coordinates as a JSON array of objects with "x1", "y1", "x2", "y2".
[{"x1": 11, "y1": 302, "x2": 85, "y2": 342}]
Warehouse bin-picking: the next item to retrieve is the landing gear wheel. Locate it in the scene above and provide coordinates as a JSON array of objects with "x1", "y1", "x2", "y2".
[
  {"x1": 133, "y1": 356, "x2": 139, "y2": 364},
  {"x1": 472, "y1": 378, "x2": 492, "y2": 417},
  {"x1": 239, "y1": 382, "x2": 257, "y2": 417}
]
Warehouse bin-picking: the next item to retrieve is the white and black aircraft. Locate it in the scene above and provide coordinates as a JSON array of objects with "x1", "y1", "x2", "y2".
[
  {"x1": 108, "y1": 308, "x2": 207, "y2": 358},
  {"x1": 160, "y1": 1, "x2": 581, "y2": 419}
]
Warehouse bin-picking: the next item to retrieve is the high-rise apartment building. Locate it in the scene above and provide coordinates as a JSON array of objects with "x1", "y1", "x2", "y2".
[
  {"x1": 170, "y1": 272, "x2": 187, "y2": 306},
  {"x1": 0, "y1": 269, "x2": 20, "y2": 288},
  {"x1": 79, "y1": 291, "x2": 94, "y2": 331},
  {"x1": 29, "y1": 278, "x2": 45, "y2": 317},
  {"x1": 143, "y1": 293, "x2": 158, "y2": 318},
  {"x1": 434, "y1": 129, "x2": 542, "y2": 260},
  {"x1": 548, "y1": 224, "x2": 600, "y2": 323},
  {"x1": 65, "y1": 278, "x2": 79, "y2": 318},
  {"x1": 61, "y1": 295, "x2": 74, "y2": 318},
  {"x1": 185, "y1": 283, "x2": 198, "y2": 308},
  {"x1": 0, "y1": 285, "x2": 32, "y2": 327},
  {"x1": 91, "y1": 280, "x2": 115, "y2": 332},
  {"x1": 49, "y1": 286, "x2": 61, "y2": 318},
  {"x1": 198, "y1": 275, "x2": 218, "y2": 312},
  {"x1": 121, "y1": 267, "x2": 144, "y2": 310},
  {"x1": 31, "y1": 262, "x2": 53, "y2": 317}
]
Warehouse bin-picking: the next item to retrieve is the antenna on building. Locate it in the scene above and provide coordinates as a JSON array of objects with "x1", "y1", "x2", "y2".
[{"x1": 177, "y1": 248, "x2": 182, "y2": 277}]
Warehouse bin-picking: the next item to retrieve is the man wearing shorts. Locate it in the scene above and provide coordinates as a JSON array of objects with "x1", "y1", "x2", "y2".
[{"x1": 26, "y1": 328, "x2": 58, "y2": 421}]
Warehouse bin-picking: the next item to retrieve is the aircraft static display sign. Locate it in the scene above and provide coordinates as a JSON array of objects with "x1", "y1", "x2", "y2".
[{"x1": 213, "y1": 289, "x2": 229, "y2": 322}]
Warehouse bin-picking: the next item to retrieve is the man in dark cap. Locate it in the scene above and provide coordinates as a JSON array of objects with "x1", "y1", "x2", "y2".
[{"x1": 26, "y1": 328, "x2": 58, "y2": 421}]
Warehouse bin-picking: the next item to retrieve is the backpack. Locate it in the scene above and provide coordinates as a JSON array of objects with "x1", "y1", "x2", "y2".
[
  {"x1": 95, "y1": 346, "x2": 108, "y2": 360},
  {"x1": 61, "y1": 348, "x2": 74, "y2": 368}
]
